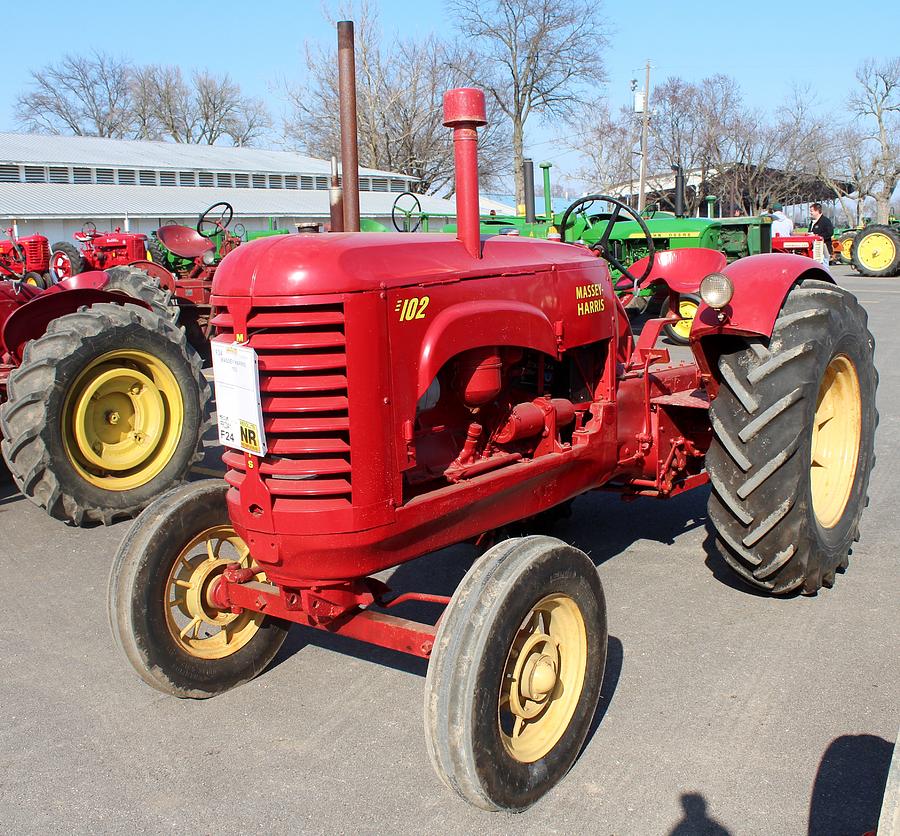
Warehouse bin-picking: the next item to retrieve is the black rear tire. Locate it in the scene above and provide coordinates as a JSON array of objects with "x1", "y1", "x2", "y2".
[
  {"x1": 102, "y1": 265, "x2": 179, "y2": 321},
  {"x1": 706, "y1": 278, "x2": 877, "y2": 594},
  {"x1": 851, "y1": 225, "x2": 900, "y2": 277},
  {"x1": 0, "y1": 303, "x2": 211, "y2": 525},
  {"x1": 108, "y1": 480, "x2": 290, "y2": 698},
  {"x1": 425, "y1": 535, "x2": 607, "y2": 811},
  {"x1": 146, "y1": 235, "x2": 171, "y2": 268},
  {"x1": 50, "y1": 242, "x2": 84, "y2": 279}
]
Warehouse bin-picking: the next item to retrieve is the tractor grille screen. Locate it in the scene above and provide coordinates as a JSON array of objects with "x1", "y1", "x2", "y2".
[
  {"x1": 23, "y1": 239, "x2": 50, "y2": 263},
  {"x1": 214, "y1": 302, "x2": 352, "y2": 510}
]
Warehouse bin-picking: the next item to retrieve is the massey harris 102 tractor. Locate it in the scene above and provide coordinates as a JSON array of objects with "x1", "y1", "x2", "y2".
[
  {"x1": 109, "y1": 86, "x2": 877, "y2": 812},
  {"x1": 0, "y1": 228, "x2": 52, "y2": 288},
  {"x1": 50, "y1": 223, "x2": 152, "y2": 280},
  {"x1": 0, "y1": 268, "x2": 210, "y2": 524}
]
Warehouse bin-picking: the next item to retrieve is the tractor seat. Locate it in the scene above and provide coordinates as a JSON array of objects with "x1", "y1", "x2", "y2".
[{"x1": 156, "y1": 225, "x2": 216, "y2": 259}]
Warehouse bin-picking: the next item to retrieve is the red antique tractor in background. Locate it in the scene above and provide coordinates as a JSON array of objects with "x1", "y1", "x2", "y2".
[
  {"x1": 0, "y1": 268, "x2": 210, "y2": 524},
  {"x1": 110, "y1": 83, "x2": 877, "y2": 813},
  {"x1": 50, "y1": 223, "x2": 153, "y2": 280},
  {"x1": 770, "y1": 232, "x2": 826, "y2": 262},
  {"x1": 0, "y1": 228, "x2": 52, "y2": 288}
]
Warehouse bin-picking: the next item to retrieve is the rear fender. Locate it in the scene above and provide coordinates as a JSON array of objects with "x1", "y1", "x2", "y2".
[
  {"x1": 417, "y1": 300, "x2": 558, "y2": 397},
  {"x1": 1, "y1": 288, "x2": 150, "y2": 361},
  {"x1": 690, "y1": 254, "x2": 834, "y2": 375}
]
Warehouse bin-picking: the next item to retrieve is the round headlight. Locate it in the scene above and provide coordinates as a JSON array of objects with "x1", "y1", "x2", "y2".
[
  {"x1": 202, "y1": 249, "x2": 215, "y2": 266},
  {"x1": 700, "y1": 272, "x2": 734, "y2": 309}
]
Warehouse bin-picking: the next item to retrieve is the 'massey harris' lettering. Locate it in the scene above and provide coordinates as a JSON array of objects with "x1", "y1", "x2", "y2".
[
  {"x1": 575, "y1": 283, "x2": 605, "y2": 315},
  {"x1": 575, "y1": 283, "x2": 602, "y2": 300},
  {"x1": 577, "y1": 298, "x2": 605, "y2": 315}
]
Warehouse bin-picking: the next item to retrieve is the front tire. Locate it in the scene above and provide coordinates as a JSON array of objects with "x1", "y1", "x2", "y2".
[
  {"x1": 108, "y1": 481, "x2": 290, "y2": 698},
  {"x1": 706, "y1": 278, "x2": 877, "y2": 594},
  {"x1": 837, "y1": 231, "x2": 856, "y2": 265},
  {"x1": 424, "y1": 536, "x2": 607, "y2": 811},
  {"x1": 0, "y1": 302, "x2": 211, "y2": 525}
]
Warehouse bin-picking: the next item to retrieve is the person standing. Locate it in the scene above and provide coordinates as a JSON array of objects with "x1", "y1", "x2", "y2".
[
  {"x1": 769, "y1": 202, "x2": 794, "y2": 237},
  {"x1": 809, "y1": 202, "x2": 834, "y2": 267}
]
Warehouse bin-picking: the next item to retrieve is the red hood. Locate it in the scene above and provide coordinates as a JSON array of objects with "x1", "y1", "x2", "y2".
[{"x1": 211, "y1": 232, "x2": 600, "y2": 298}]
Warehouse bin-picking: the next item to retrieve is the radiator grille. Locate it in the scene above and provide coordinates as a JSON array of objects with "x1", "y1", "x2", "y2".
[
  {"x1": 22, "y1": 238, "x2": 49, "y2": 265},
  {"x1": 214, "y1": 302, "x2": 352, "y2": 510}
]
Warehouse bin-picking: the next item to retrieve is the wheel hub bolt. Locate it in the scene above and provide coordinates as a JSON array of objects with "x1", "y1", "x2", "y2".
[
  {"x1": 92, "y1": 442, "x2": 103, "y2": 455},
  {"x1": 106, "y1": 411, "x2": 120, "y2": 425},
  {"x1": 130, "y1": 384, "x2": 142, "y2": 395}
]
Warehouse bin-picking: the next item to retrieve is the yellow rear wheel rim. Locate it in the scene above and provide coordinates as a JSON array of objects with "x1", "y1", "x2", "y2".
[
  {"x1": 499, "y1": 593, "x2": 587, "y2": 763},
  {"x1": 164, "y1": 526, "x2": 265, "y2": 660},
  {"x1": 672, "y1": 298, "x2": 699, "y2": 340},
  {"x1": 810, "y1": 355, "x2": 861, "y2": 528},
  {"x1": 62, "y1": 349, "x2": 184, "y2": 491},
  {"x1": 857, "y1": 232, "x2": 896, "y2": 271}
]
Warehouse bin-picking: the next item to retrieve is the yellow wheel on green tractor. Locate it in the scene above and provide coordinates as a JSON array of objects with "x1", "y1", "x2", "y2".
[
  {"x1": 851, "y1": 225, "x2": 900, "y2": 277},
  {"x1": 0, "y1": 302, "x2": 210, "y2": 525},
  {"x1": 663, "y1": 293, "x2": 701, "y2": 345}
]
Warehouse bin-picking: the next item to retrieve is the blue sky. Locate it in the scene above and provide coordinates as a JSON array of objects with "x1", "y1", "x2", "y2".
[{"x1": 2, "y1": 0, "x2": 897, "y2": 188}]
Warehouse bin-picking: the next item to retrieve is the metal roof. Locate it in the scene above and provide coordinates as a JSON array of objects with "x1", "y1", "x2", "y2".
[
  {"x1": 0, "y1": 132, "x2": 406, "y2": 179},
  {"x1": 0, "y1": 182, "x2": 496, "y2": 220}
]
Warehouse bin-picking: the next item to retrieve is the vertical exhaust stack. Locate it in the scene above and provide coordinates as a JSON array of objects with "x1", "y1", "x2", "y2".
[
  {"x1": 337, "y1": 20, "x2": 360, "y2": 232},
  {"x1": 329, "y1": 156, "x2": 344, "y2": 232},
  {"x1": 540, "y1": 162, "x2": 553, "y2": 219},
  {"x1": 443, "y1": 88, "x2": 487, "y2": 260},
  {"x1": 672, "y1": 163, "x2": 685, "y2": 218},
  {"x1": 523, "y1": 158, "x2": 536, "y2": 223}
]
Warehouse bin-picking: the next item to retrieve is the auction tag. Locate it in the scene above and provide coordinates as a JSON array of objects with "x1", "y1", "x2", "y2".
[
  {"x1": 211, "y1": 341, "x2": 267, "y2": 456},
  {"x1": 813, "y1": 240, "x2": 825, "y2": 262}
]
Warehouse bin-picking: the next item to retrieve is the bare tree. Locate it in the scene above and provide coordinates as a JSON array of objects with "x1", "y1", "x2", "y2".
[
  {"x1": 15, "y1": 51, "x2": 134, "y2": 138},
  {"x1": 129, "y1": 66, "x2": 271, "y2": 146},
  {"x1": 283, "y1": 3, "x2": 509, "y2": 194},
  {"x1": 448, "y1": 0, "x2": 608, "y2": 207},
  {"x1": 850, "y1": 58, "x2": 900, "y2": 223}
]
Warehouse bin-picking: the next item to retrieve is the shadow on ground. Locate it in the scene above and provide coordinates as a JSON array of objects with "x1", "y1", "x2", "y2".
[
  {"x1": 669, "y1": 793, "x2": 732, "y2": 835},
  {"x1": 807, "y1": 733, "x2": 893, "y2": 835}
]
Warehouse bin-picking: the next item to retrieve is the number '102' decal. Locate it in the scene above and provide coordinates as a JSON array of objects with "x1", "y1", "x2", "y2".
[{"x1": 395, "y1": 296, "x2": 430, "y2": 322}]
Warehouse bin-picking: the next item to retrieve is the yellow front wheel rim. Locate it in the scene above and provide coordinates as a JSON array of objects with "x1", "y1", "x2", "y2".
[
  {"x1": 672, "y1": 298, "x2": 699, "y2": 340},
  {"x1": 62, "y1": 349, "x2": 184, "y2": 491},
  {"x1": 841, "y1": 238, "x2": 854, "y2": 260},
  {"x1": 857, "y1": 232, "x2": 896, "y2": 271},
  {"x1": 164, "y1": 526, "x2": 266, "y2": 659},
  {"x1": 810, "y1": 355, "x2": 861, "y2": 528},
  {"x1": 499, "y1": 593, "x2": 588, "y2": 763}
]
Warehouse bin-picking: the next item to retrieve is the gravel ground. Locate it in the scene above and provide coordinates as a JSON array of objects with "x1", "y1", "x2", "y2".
[{"x1": 0, "y1": 264, "x2": 896, "y2": 835}]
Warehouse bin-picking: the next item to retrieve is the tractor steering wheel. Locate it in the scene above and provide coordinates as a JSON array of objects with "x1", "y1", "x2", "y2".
[
  {"x1": 392, "y1": 192, "x2": 423, "y2": 232},
  {"x1": 197, "y1": 202, "x2": 234, "y2": 238},
  {"x1": 558, "y1": 194, "x2": 656, "y2": 287},
  {"x1": 82, "y1": 221, "x2": 97, "y2": 236}
]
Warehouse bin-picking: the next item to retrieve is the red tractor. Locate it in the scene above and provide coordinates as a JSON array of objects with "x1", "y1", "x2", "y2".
[
  {"x1": 109, "y1": 88, "x2": 877, "y2": 811},
  {"x1": 0, "y1": 268, "x2": 210, "y2": 524},
  {"x1": 0, "y1": 228, "x2": 52, "y2": 288},
  {"x1": 770, "y1": 232, "x2": 826, "y2": 262},
  {"x1": 50, "y1": 222, "x2": 152, "y2": 280}
]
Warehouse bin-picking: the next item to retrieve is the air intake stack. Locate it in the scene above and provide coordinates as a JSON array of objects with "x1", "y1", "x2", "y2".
[{"x1": 443, "y1": 88, "x2": 487, "y2": 259}]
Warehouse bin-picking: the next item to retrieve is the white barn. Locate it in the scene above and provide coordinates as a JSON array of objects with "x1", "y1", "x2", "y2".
[{"x1": 0, "y1": 133, "x2": 512, "y2": 244}]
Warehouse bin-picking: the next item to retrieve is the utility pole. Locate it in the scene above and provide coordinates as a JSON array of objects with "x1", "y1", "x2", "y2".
[{"x1": 637, "y1": 60, "x2": 651, "y2": 213}]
